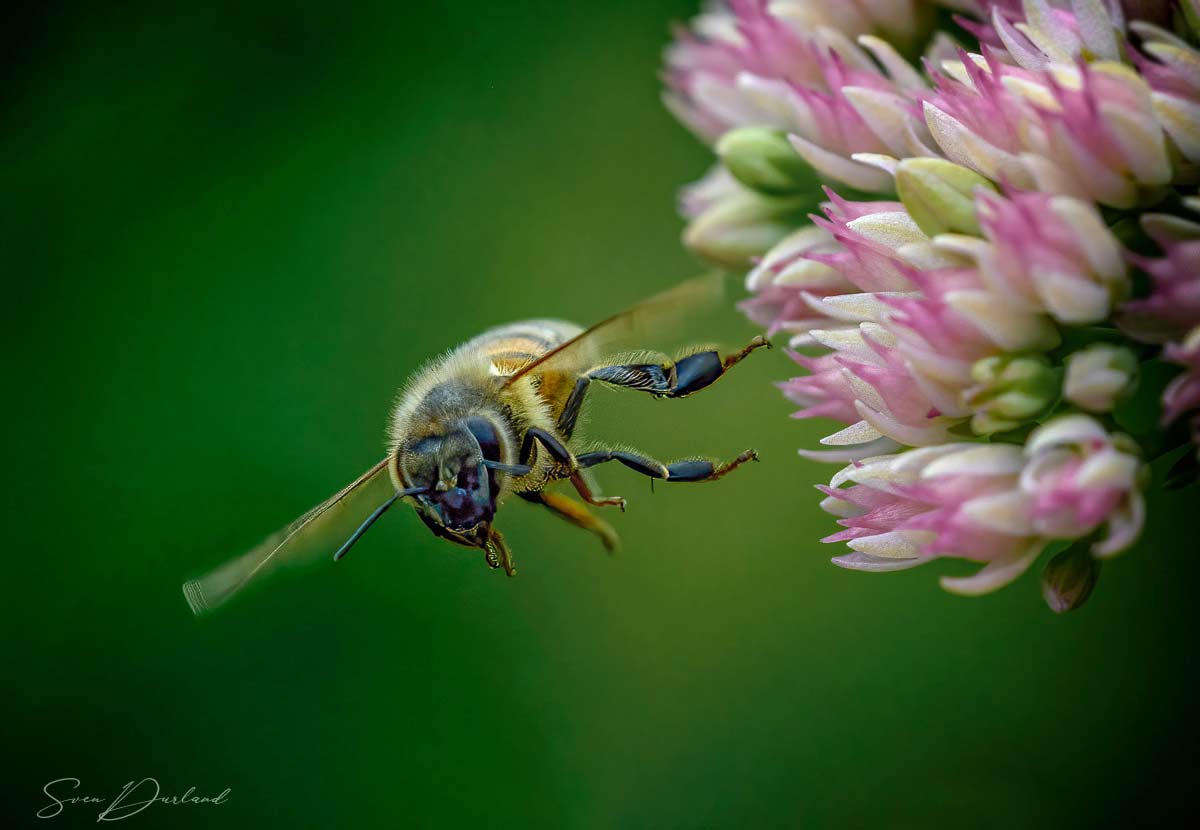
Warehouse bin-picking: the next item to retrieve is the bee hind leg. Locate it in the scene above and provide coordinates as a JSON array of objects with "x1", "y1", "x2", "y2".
[
  {"x1": 556, "y1": 336, "x2": 770, "y2": 435},
  {"x1": 519, "y1": 491, "x2": 620, "y2": 553}
]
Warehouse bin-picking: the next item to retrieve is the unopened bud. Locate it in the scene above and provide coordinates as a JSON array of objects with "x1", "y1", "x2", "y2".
[
  {"x1": 683, "y1": 188, "x2": 810, "y2": 267},
  {"x1": 1063, "y1": 344, "x2": 1138, "y2": 412},
  {"x1": 966, "y1": 354, "x2": 1061, "y2": 434},
  {"x1": 717, "y1": 127, "x2": 813, "y2": 195},
  {"x1": 895, "y1": 157, "x2": 996, "y2": 237},
  {"x1": 1041, "y1": 544, "x2": 1100, "y2": 613}
]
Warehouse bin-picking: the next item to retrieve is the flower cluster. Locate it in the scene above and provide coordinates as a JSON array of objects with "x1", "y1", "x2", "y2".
[{"x1": 662, "y1": 0, "x2": 1200, "y2": 611}]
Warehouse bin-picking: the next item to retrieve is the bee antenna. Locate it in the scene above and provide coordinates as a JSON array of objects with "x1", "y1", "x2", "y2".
[
  {"x1": 482, "y1": 460, "x2": 533, "y2": 476},
  {"x1": 332, "y1": 486, "x2": 425, "y2": 562}
]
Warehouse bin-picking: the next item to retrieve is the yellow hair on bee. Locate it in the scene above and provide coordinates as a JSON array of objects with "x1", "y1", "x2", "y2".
[
  {"x1": 675, "y1": 342, "x2": 721, "y2": 359},
  {"x1": 601, "y1": 349, "x2": 671, "y2": 367},
  {"x1": 388, "y1": 344, "x2": 500, "y2": 449}
]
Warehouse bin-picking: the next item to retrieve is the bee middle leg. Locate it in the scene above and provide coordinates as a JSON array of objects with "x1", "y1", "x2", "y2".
[
  {"x1": 576, "y1": 448, "x2": 759, "y2": 484},
  {"x1": 519, "y1": 427, "x2": 626, "y2": 510},
  {"x1": 557, "y1": 335, "x2": 771, "y2": 435},
  {"x1": 519, "y1": 491, "x2": 620, "y2": 552}
]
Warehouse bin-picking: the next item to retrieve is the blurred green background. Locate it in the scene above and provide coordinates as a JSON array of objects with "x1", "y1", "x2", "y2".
[{"x1": 4, "y1": 1, "x2": 1197, "y2": 827}]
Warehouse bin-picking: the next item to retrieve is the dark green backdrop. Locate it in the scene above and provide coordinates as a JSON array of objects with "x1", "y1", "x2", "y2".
[{"x1": 4, "y1": 1, "x2": 1196, "y2": 827}]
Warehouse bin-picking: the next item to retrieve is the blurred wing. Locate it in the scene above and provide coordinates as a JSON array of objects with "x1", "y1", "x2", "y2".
[
  {"x1": 502, "y1": 272, "x2": 725, "y2": 387},
  {"x1": 182, "y1": 458, "x2": 394, "y2": 615}
]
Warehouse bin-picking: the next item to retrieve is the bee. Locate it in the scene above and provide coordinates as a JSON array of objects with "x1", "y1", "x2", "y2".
[{"x1": 183, "y1": 274, "x2": 768, "y2": 614}]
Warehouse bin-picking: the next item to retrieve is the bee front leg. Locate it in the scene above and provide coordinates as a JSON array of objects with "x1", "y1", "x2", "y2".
[
  {"x1": 484, "y1": 527, "x2": 517, "y2": 577},
  {"x1": 519, "y1": 491, "x2": 620, "y2": 552}
]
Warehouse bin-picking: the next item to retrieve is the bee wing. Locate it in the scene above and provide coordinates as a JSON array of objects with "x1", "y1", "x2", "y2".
[
  {"x1": 501, "y1": 272, "x2": 725, "y2": 387},
  {"x1": 182, "y1": 458, "x2": 395, "y2": 615}
]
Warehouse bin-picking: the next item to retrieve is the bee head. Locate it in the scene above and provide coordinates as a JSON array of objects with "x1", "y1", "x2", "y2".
[{"x1": 400, "y1": 416, "x2": 504, "y2": 538}]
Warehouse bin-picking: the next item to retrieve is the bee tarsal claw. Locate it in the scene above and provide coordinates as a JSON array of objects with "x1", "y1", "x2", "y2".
[{"x1": 714, "y1": 449, "x2": 759, "y2": 478}]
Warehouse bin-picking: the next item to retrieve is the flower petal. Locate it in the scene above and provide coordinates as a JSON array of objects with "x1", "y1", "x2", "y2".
[{"x1": 939, "y1": 542, "x2": 1045, "y2": 596}]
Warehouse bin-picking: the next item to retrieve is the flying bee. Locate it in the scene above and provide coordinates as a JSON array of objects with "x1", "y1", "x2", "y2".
[{"x1": 183, "y1": 274, "x2": 768, "y2": 614}]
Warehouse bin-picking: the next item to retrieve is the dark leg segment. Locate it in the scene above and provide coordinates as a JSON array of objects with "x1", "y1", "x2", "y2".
[
  {"x1": 515, "y1": 426, "x2": 627, "y2": 510},
  {"x1": 577, "y1": 448, "x2": 759, "y2": 483},
  {"x1": 672, "y1": 335, "x2": 771, "y2": 396},
  {"x1": 556, "y1": 336, "x2": 771, "y2": 435},
  {"x1": 558, "y1": 377, "x2": 592, "y2": 438},
  {"x1": 576, "y1": 450, "x2": 669, "y2": 480},
  {"x1": 520, "y1": 491, "x2": 619, "y2": 552},
  {"x1": 520, "y1": 427, "x2": 574, "y2": 466}
]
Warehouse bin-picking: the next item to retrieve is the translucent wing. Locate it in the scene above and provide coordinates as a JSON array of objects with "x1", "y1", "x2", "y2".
[
  {"x1": 183, "y1": 459, "x2": 395, "y2": 615},
  {"x1": 501, "y1": 272, "x2": 725, "y2": 387}
]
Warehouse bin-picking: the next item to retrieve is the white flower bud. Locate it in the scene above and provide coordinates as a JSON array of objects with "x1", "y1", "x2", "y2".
[
  {"x1": 895, "y1": 157, "x2": 995, "y2": 237},
  {"x1": 965, "y1": 354, "x2": 1061, "y2": 434},
  {"x1": 1063, "y1": 344, "x2": 1138, "y2": 412},
  {"x1": 682, "y1": 187, "x2": 810, "y2": 267}
]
